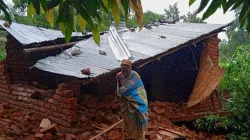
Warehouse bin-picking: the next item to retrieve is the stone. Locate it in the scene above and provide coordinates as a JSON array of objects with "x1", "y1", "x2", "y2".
[
  {"x1": 39, "y1": 119, "x2": 52, "y2": 129},
  {"x1": 40, "y1": 124, "x2": 59, "y2": 134}
]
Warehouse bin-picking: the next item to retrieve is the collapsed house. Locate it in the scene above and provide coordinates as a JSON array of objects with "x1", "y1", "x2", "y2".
[{"x1": 0, "y1": 20, "x2": 231, "y2": 130}]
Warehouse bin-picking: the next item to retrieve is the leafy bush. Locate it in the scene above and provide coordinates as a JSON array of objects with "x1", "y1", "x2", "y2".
[
  {"x1": 194, "y1": 45, "x2": 250, "y2": 139},
  {"x1": 194, "y1": 115, "x2": 232, "y2": 132}
]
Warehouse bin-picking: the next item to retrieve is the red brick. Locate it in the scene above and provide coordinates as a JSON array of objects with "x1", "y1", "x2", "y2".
[
  {"x1": 62, "y1": 109, "x2": 75, "y2": 116},
  {"x1": 57, "y1": 83, "x2": 69, "y2": 90},
  {"x1": 28, "y1": 104, "x2": 35, "y2": 110},
  {"x1": 25, "y1": 88, "x2": 36, "y2": 94},
  {"x1": 11, "y1": 90, "x2": 18, "y2": 95},
  {"x1": 20, "y1": 92, "x2": 28, "y2": 97},
  {"x1": 22, "y1": 97, "x2": 29, "y2": 102},
  {"x1": 0, "y1": 88, "x2": 10, "y2": 93},
  {"x1": 38, "y1": 101, "x2": 45, "y2": 107},
  {"x1": 62, "y1": 98, "x2": 77, "y2": 104},
  {"x1": 44, "y1": 103, "x2": 51, "y2": 109},
  {"x1": 0, "y1": 84, "x2": 9, "y2": 89},
  {"x1": 34, "y1": 105, "x2": 40, "y2": 111},
  {"x1": 48, "y1": 98, "x2": 54, "y2": 103},
  {"x1": 55, "y1": 89, "x2": 63, "y2": 95},
  {"x1": 40, "y1": 107, "x2": 46, "y2": 113},
  {"x1": 64, "y1": 103, "x2": 77, "y2": 110},
  {"x1": 59, "y1": 114, "x2": 67, "y2": 120},
  {"x1": 47, "y1": 110, "x2": 54, "y2": 116},
  {"x1": 8, "y1": 94, "x2": 17, "y2": 100},
  {"x1": 51, "y1": 105, "x2": 57, "y2": 112},
  {"x1": 63, "y1": 90, "x2": 73, "y2": 97},
  {"x1": 53, "y1": 94, "x2": 62, "y2": 101},
  {"x1": 0, "y1": 80, "x2": 8, "y2": 84},
  {"x1": 54, "y1": 118, "x2": 63, "y2": 126},
  {"x1": 66, "y1": 115, "x2": 77, "y2": 122},
  {"x1": 57, "y1": 107, "x2": 63, "y2": 113},
  {"x1": 31, "y1": 99, "x2": 38, "y2": 105},
  {"x1": 61, "y1": 120, "x2": 71, "y2": 127},
  {"x1": 51, "y1": 99, "x2": 59, "y2": 106}
]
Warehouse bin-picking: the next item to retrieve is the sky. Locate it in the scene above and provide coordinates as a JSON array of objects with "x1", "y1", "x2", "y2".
[{"x1": 5, "y1": 0, "x2": 235, "y2": 39}]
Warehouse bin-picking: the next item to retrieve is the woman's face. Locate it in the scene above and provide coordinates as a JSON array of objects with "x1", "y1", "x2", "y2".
[{"x1": 121, "y1": 65, "x2": 131, "y2": 78}]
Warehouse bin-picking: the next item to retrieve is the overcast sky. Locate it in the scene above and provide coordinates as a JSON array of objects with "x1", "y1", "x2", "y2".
[{"x1": 5, "y1": 0, "x2": 235, "y2": 39}]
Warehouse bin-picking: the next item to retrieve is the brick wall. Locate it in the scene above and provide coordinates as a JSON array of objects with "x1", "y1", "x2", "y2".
[
  {"x1": 206, "y1": 35, "x2": 221, "y2": 66},
  {"x1": 0, "y1": 69, "x2": 78, "y2": 128},
  {"x1": 5, "y1": 34, "x2": 28, "y2": 84},
  {"x1": 187, "y1": 35, "x2": 223, "y2": 113},
  {"x1": 187, "y1": 91, "x2": 221, "y2": 113}
]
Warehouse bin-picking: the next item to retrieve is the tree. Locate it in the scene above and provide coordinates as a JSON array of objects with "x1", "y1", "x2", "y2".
[
  {"x1": 164, "y1": 3, "x2": 180, "y2": 22},
  {"x1": 13, "y1": 0, "x2": 27, "y2": 14},
  {"x1": 195, "y1": 45, "x2": 250, "y2": 139},
  {"x1": 190, "y1": 0, "x2": 250, "y2": 32},
  {"x1": 180, "y1": 12, "x2": 205, "y2": 23},
  {"x1": 219, "y1": 7, "x2": 250, "y2": 62},
  {"x1": 126, "y1": 10, "x2": 165, "y2": 28}
]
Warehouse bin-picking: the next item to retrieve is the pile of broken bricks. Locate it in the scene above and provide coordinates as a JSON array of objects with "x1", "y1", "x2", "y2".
[{"x1": 0, "y1": 94, "x2": 227, "y2": 140}]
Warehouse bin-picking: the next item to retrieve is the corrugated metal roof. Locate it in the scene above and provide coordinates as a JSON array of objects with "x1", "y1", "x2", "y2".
[
  {"x1": 34, "y1": 22, "x2": 229, "y2": 78},
  {"x1": 0, "y1": 20, "x2": 86, "y2": 45}
]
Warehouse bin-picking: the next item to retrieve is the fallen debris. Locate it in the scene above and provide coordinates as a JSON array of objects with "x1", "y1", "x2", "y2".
[
  {"x1": 99, "y1": 50, "x2": 107, "y2": 55},
  {"x1": 159, "y1": 127, "x2": 188, "y2": 138},
  {"x1": 0, "y1": 109, "x2": 6, "y2": 118},
  {"x1": 90, "y1": 119, "x2": 123, "y2": 140},
  {"x1": 0, "y1": 98, "x2": 228, "y2": 140},
  {"x1": 81, "y1": 68, "x2": 91, "y2": 75},
  {"x1": 40, "y1": 124, "x2": 59, "y2": 134},
  {"x1": 71, "y1": 49, "x2": 81, "y2": 56}
]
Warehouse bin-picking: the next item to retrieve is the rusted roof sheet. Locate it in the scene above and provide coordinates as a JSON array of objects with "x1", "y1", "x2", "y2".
[
  {"x1": 0, "y1": 20, "x2": 86, "y2": 45},
  {"x1": 34, "y1": 22, "x2": 229, "y2": 78},
  {"x1": 186, "y1": 47, "x2": 224, "y2": 108}
]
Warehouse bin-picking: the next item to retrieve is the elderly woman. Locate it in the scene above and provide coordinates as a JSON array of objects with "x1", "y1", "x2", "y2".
[{"x1": 116, "y1": 59, "x2": 148, "y2": 140}]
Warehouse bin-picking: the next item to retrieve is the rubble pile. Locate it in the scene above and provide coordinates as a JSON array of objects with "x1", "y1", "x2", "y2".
[{"x1": 0, "y1": 94, "x2": 227, "y2": 140}]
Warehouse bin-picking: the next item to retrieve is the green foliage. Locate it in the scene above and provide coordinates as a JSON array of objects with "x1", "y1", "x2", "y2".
[
  {"x1": 13, "y1": 0, "x2": 28, "y2": 13},
  {"x1": 180, "y1": 12, "x2": 205, "y2": 23},
  {"x1": 24, "y1": 0, "x2": 143, "y2": 44},
  {"x1": 219, "y1": 7, "x2": 250, "y2": 62},
  {"x1": 195, "y1": 45, "x2": 250, "y2": 139},
  {"x1": 194, "y1": 115, "x2": 232, "y2": 132},
  {"x1": 164, "y1": 3, "x2": 180, "y2": 22},
  {"x1": 126, "y1": 10, "x2": 165, "y2": 28},
  {"x1": 190, "y1": 0, "x2": 250, "y2": 33},
  {"x1": 0, "y1": 31, "x2": 6, "y2": 61}
]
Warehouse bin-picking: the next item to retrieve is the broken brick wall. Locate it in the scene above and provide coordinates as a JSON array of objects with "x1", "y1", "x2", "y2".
[
  {"x1": 80, "y1": 72, "x2": 117, "y2": 100},
  {"x1": 187, "y1": 35, "x2": 224, "y2": 113},
  {"x1": 5, "y1": 34, "x2": 28, "y2": 84},
  {"x1": 0, "y1": 35, "x2": 79, "y2": 128}
]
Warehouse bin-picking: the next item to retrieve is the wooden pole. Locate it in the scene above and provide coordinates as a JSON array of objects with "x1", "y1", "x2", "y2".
[
  {"x1": 89, "y1": 119, "x2": 123, "y2": 140},
  {"x1": 23, "y1": 41, "x2": 78, "y2": 55},
  {"x1": 158, "y1": 127, "x2": 188, "y2": 138}
]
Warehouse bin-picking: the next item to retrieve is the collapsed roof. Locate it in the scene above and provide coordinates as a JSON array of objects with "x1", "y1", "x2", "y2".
[{"x1": 33, "y1": 22, "x2": 229, "y2": 79}]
